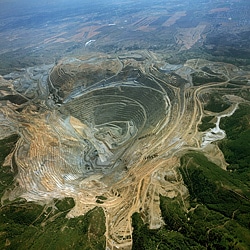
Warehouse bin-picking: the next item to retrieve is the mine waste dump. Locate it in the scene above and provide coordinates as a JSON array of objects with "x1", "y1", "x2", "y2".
[{"x1": 0, "y1": 51, "x2": 250, "y2": 249}]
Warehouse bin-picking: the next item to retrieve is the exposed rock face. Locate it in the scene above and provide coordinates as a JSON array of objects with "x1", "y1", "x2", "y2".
[{"x1": 0, "y1": 51, "x2": 249, "y2": 250}]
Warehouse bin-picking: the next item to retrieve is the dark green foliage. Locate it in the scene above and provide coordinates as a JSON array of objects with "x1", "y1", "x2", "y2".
[
  {"x1": 132, "y1": 149, "x2": 250, "y2": 249},
  {"x1": 241, "y1": 89, "x2": 250, "y2": 101},
  {"x1": 219, "y1": 104, "x2": 250, "y2": 173},
  {"x1": 160, "y1": 197, "x2": 188, "y2": 232},
  {"x1": 201, "y1": 66, "x2": 220, "y2": 75},
  {"x1": 1, "y1": 201, "x2": 44, "y2": 226},
  {"x1": 0, "y1": 134, "x2": 18, "y2": 160},
  {"x1": 220, "y1": 132, "x2": 250, "y2": 171},
  {"x1": 96, "y1": 195, "x2": 107, "y2": 200},
  {"x1": 198, "y1": 116, "x2": 215, "y2": 131},
  {"x1": 55, "y1": 197, "x2": 75, "y2": 212},
  {"x1": 0, "y1": 134, "x2": 18, "y2": 197},
  {"x1": 96, "y1": 199, "x2": 104, "y2": 204},
  {"x1": 0, "y1": 201, "x2": 106, "y2": 250},
  {"x1": 161, "y1": 195, "x2": 249, "y2": 249},
  {"x1": 191, "y1": 71, "x2": 226, "y2": 86},
  {"x1": 180, "y1": 153, "x2": 250, "y2": 226},
  {"x1": 132, "y1": 213, "x2": 203, "y2": 250},
  {"x1": 132, "y1": 195, "x2": 250, "y2": 249},
  {"x1": 220, "y1": 104, "x2": 250, "y2": 140},
  {"x1": 204, "y1": 94, "x2": 230, "y2": 112},
  {"x1": 229, "y1": 79, "x2": 248, "y2": 85}
]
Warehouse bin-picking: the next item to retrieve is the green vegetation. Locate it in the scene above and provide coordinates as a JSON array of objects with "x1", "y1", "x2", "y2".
[
  {"x1": 201, "y1": 66, "x2": 220, "y2": 75},
  {"x1": 219, "y1": 104, "x2": 250, "y2": 173},
  {"x1": 198, "y1": 116, "x2": 215, "y2": 131},
  {"x1": 96, "y1": 195, "x2": 107, "y2": 204},
  {"x1": 0, "y1": 134, "x2": 18, "y2": 161},
  {"x1": 0, "y1": 134, "x2": 18, "y2": 197},
  {"x1": 240, "y1": 89, "x2": 250, "y2": 101},
  {"x1": 132, "y1": 151, "x2": 250, "y2": 249},
  {"x1": 96, "y1": 195, "x2": 107, "y2": 200},
  {"x1": 132, "y1": 211, "x2": 203, "y2": 250},
  {"x1": 191, "y1": 71, "x2": 226, "y2": 86},
  {"x1": 0, "y1": 198, "x2": 106, "y2": 250},
  {"x1": 96, "y1": 199, "x2": 104, "y2": 204},
  {"x1": 229, "y1": 79, "x2": 248, "y2": 86},
  {"x1": 180, "y1": 152, "x2": 250, "y2": 227},
  {"x1": 204, "y1": 93, "x2": 230, "y2": 112},
  {"x1": 0, "y1": 136, "x2": 106, "y2": 250}
]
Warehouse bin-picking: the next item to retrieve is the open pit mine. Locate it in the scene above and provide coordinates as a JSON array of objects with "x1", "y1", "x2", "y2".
[{"x1": 0, "y1": 51, "x2": 249, "y2": 250}]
